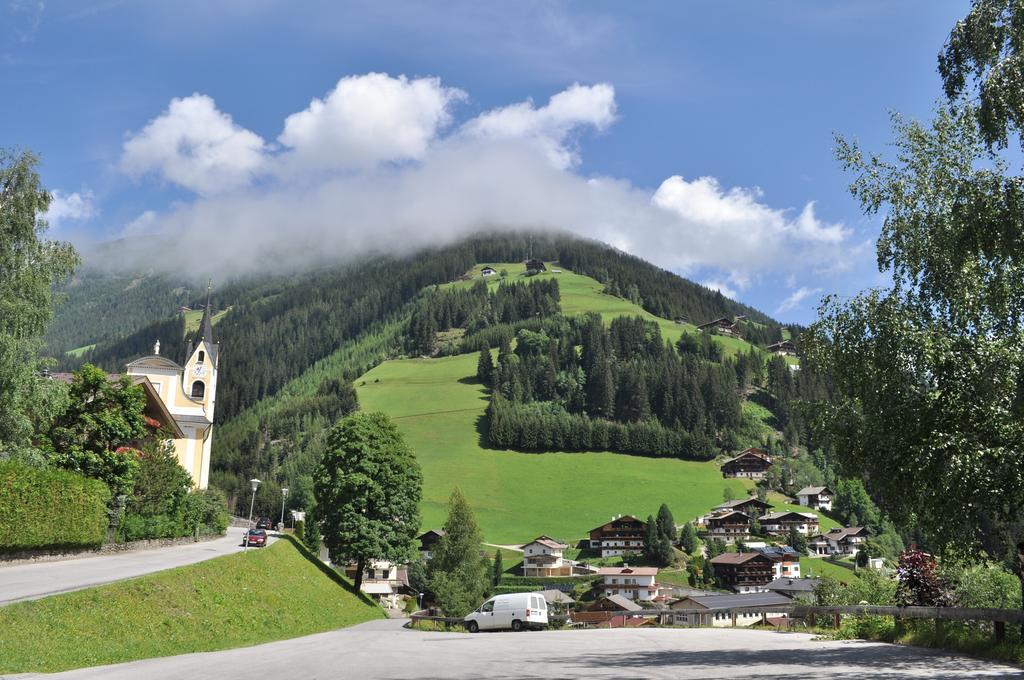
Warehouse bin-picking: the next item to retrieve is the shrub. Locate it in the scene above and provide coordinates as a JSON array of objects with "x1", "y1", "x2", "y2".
[
  {"x1": 294, "y1": 520, "x2": 305, "y2": 541},
  {"x1": 0, "y1": 460, "x2": 111, "y2": 551}
]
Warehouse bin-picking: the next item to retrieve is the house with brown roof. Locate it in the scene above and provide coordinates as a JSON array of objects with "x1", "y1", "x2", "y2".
[
  {"x1": 766, "y1": 340, "x2": 797, "y2": 356},
  {"x1": 597, "y1": 566, "x2": 661, "y2": 601},
  {"x1": 705, "y1": 511, "x2": 754, "y2": 542},
  {"x1": 417, "y1": 529, "x2": 446, "y2": 561},
  {"x1": 521, "y1": 535, "x2": 583, "y2": 577},
  {"x1": 796, "y1": 486, "x2": 833, "y2": 511},
  {"x1": 713, "y1": 497, "x2": 774, "y2": 517},
  {"x1": 809, "y1": 526, "x2": 870, "y2": 556},
  {"x1": 758, "y1": 511, "x2": 820, "y2": 536},
  {"x1": 697, "y1": 317, "x2": 741, "y2": 336},
  {"x1": 720, "y1": 447, "x2": 773, "y2": 479},
  {"x1": 709, "y1": 552, "x2": 777, "y2": 593},
  {"x1": 588, "y1": 515, "x2": 645, "y2": 557}
]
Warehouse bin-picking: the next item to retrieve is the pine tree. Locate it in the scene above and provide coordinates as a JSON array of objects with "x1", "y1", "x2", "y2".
[
  {"x1": 642, "y1": 515, "x2": 659, "y2": 562},
  {"x1": 429, "y1": 488, "x2": 490, "y2": 616},
  {"x1": 476, "y1": 346, "x2": 494, "y2": 385},
  {"x1": 656, "y1": 503, "x2": 676, "y2": 543},
  {"x1": 681, "y1": 522, "x2": 699, "y2": 554},
  {"x1": 492, "y1": 549, "x2": 504, "y2": 585}
]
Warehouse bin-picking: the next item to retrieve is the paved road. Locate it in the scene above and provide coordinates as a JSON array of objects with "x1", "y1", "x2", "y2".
[
  {"x1": 0, "y1": 527, "x2": 264, "y2": 605},
  {"x1": 13, "y1": 619, "x2": 1023, "y2": 679}
]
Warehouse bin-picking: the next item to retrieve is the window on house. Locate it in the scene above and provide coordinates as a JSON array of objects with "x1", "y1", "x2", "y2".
[
  {"x1": 198, "y1": 350, "x2": 205, "y2": 363},
  {"x1": 191, "y1": 381, "x2": 205, "y2": 399}
]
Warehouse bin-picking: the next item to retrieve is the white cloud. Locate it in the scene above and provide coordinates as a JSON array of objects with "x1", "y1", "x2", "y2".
[
  {"x1": 120, "y1": 210, "x2": 158, "y2": 237},
  {"x1": 701, "y1": 279, "x2": 739, "y2": 300},
  {"x1": 775, "y1": 286, "x2": 823, "y2": 315},
  {"x1": 120, "y1": 94, "x2": 268, "y2": 195},
  {"x1": 110, "y1": 75, "x2": 857, "y2": 305},
  {"x1": 461, "y1": 82, "x2": 615, "y2": 168},
  {"x1": 44, "y1": 190, "x2": 96, "y2": 228},
  {"x1": 278, "y1": 73, "x2": 466, "y2": 173}
]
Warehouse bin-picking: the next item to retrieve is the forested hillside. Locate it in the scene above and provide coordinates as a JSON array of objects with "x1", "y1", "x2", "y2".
[{"x1": 53, "y1": 232, "x2": 802, "y2": 515}]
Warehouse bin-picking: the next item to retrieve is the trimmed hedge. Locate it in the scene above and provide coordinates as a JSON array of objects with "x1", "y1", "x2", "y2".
[{"x1": 0, "y1": 461, "x2": 111, "y2": 552}]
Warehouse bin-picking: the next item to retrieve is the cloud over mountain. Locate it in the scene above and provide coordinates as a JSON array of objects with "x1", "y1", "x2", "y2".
[{"x1": 113, "y1": 72, "x2": 851, "y2": 305}]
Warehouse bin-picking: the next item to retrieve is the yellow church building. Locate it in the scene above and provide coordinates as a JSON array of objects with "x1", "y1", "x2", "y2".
[{"x1": 125, "y1": 303, "x2": 219, "y2": 489}]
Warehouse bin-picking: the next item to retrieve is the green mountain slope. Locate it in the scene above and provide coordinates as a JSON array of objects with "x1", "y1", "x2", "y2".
[{"x1": 353, "y1": 263, "x2": 818, "y2": 543}]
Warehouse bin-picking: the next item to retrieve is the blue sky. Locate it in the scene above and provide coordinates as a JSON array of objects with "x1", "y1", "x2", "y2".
[{"x1": 2, "y1": 1, "x2": 968, "y2": 322}]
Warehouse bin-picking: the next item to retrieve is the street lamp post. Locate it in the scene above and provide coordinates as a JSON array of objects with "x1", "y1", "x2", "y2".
[
  {"x1": 244, "y1": 478, "x2": 261, "y2": 552},
  {"x1": 279, "y1": 487, "x2": 289, "y2": 531}
]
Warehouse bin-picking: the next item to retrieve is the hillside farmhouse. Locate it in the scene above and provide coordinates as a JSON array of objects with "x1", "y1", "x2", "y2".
[
  {"x1": 720, "y1": 447, "x2": 773, "y2": 479},
  {"x1": 708, "y1": 552, "x2": 777, "y2": 593},
  {"x1": 713, "y1": 497, "x2": 774, "y2": 517},
  {"x1": 417, "y1": 529, "x2": 445, "y2": 561},
  {"x1": 521, "y1": 536, "x2": 594, "y2": 577},
  {"x1": 697, "y1": 317, "x2": 740, "y2": 336},
  {"x1": 766, "y1": 340, "x2": 797, "y2": 356},
  {"x1": 706, "y1": 511, "x2": 754, "y2": 541},
  {"x1": 808, "y1": 526, "x2": 870, "y2": 556},
  {"x1": 480, "y1": 266, "x2": 497, "y2": 277},
  {"x1": 796, "y1": 486, "x2": 833, "y2": 511},
  {"x1": 759, "y1": 511, "x2": 820, "y2": 536},
  {"x1": 588, "y1": 515, "x2": 645, "y2": 557}
]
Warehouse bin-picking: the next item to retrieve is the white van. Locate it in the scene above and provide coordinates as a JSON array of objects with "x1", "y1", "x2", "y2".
[{"x1": 464, "y1": 592, "x2": 548, "y2": 632}]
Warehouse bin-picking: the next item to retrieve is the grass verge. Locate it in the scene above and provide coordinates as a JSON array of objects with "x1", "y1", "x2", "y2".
[{"x1": 0, "y1": 537, "x2": 382, "y2": 674}]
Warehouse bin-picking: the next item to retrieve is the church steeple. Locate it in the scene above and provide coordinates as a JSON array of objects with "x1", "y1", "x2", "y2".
[{"x1": 199, "y1": 280, "x2": 215, "y2": 344}]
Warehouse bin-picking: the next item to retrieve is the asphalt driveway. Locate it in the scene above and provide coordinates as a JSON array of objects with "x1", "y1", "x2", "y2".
[{"x1": 10, "y1": 618, "x2": 1022, "y2": 679}]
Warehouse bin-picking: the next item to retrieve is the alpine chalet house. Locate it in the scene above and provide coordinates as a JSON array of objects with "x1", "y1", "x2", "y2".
[
  {"x1": 521, "y1": 536, "x2": 580, "y2": 577},
  {"x1": 480, "y1": 266, "x2": 497, "y2": 277},
  {"x1": 416, "y1": 529, "x2": 446, "y2": 561},
  {"x1": 708, "y1": 552, "x2": 777, "y2": 593},
  {"x1": 766, "y1": 340, "x2": 797, "y2": 356},
  {"x1": 758, "y1": 511, "x2": 820, "y2": 536},
  {"x1": 720, "y1": 447, "x2": 773, "y2": 479},
  {"x1": 62, "y1": 297, "x2": 221, "y2": 489},
  {"x1": 705, "y1": 511, "x2": 754, "y2": 542},
  {"x1": 712, "y1": 497, "x2": 774, "y2": 517},
  {"x1": 588, "y1": 515, "x2": 645, "y2": 557},
  {"x1": 808, "y1": 527, "x2": 870, "y2": 557},
  {"x1": 697, "y1": 317, "x2": 740, "y2": 336},
  {"x1": 796, "y1": 486, "x2": 834, "y2": 511},
  {"x1": 525, "y1": 258, "x2": 546, "y2": 272},
  {"x1": 597, "y1": 566, "x2": 661, "y2": 601}
]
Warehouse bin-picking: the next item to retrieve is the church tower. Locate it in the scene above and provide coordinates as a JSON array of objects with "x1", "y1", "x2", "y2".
[{"x1": 125, "y1": 284, "x2": 220, "y2": 489}]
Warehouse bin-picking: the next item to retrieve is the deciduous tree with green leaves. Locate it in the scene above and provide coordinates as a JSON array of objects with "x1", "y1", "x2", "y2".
[
  {"x1": 0, "y1": 149, "x2": 79, "y2": 456},
  {"x1": 313, "y1": 412, "x2": 422, "y2": 591}
]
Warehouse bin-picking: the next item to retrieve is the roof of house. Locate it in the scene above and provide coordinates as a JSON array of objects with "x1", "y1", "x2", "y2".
[
  {"x1": 767, "y1": 340, "x2": 796, "y2": 350},
  {"x1": 756, "y1": 546, "x2": 801, "y2": 560},
  {"x1": 707, "y1": 510, "x2": 752, "y2": 522},
  {"x1": 766, "y1": 578, "x2": 821, "y2": 594},
  {"x1": 589, "y1": 515, "x2": 642, "y2": 533},
  {"x1": 824, "y1": 526, "x2": 869, "y2": 540},
  {"x1": 708, "y1": 552, "x2": 772, "y2": 566},
  {"x1": 698, "y1": 317, "x2": 734, "y2": 329},
  {"x1": 796, "y1": 486, "x2": 832, "y2": 496},
  {"x1": 671, "y1": 591, "x2": 793, "y2": 611},
  {"x1": 760, "y1": 511, "x2": 819, "y2": 522},
  {"x1": 721, "y1": 448, "x2": 771, "y2": 466},
  {"x1": 598, "y1": 594, "x2": 643, "y2": 611},
  {"x1": 525, "y1": 535, "x2": 568, "y2": 550},
  {"x1": 598, "y1": 566, "x2": 659, "y2": 576},
  {"x1": 537, "y1": 589, "x2": 575, "y2": 604},
  {"x1": 714, "y1": 498, "x2": 773, "y2": 511},
  {"x1": 417, "y1": 528, "x2": 446, "y2": 540}
]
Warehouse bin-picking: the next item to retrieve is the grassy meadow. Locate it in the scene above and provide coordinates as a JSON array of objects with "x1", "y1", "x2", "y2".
[{"x1": 0, "y1": 538, "x2": 381, "y2": 674}]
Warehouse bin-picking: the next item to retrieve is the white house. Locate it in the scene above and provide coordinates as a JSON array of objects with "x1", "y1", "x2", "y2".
[
  {"x1": 597, "y1": 566, "x2": 661, "y2": 601},
  {"x1": 670, "y1": 592, "x2": 792, "y2": 627},
  {"x1": 758, "y1": 511, "x2": 820, "y2": 536},
  {"x1": 809, "y1": 527, "x2": 870, "y2": 556},
  {"x1": 796, "y1": 486, "x2": 834, "y2": 511},
  {"x1": 481, "y1": 266, "x2": 497, "y2": 277},
  {"x1": 345, "y1": 560, "x2": 408, "y2": 609},
  {"x1": 522, "y1": 536, "x2": 569, "y2": 577},
  {"x1": 756, "y1": 546, "x2": 802, "y2": 579}
]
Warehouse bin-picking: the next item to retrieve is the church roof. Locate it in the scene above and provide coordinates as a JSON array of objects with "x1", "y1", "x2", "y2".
[
  {"x1": 126, "y1": 355, "x2": 184, "y2": 371},
  {"x1": 199, "y1": 302, "x2": 215, "y2": 344}
]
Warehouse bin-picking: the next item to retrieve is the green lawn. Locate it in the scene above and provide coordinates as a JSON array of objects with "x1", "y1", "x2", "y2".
[
  {"x1": 184, "y1": 306, "x2": 231, "y2": 334},
  {"x1": 65, "y1": 343, "x2": 95, "y2": 357},
  {"x1": 800, "y1": 555, "x2": 860, "y2": 584},
  {"x1": 0, "y1": 538, "x2": 381, "y2": 674},
  {"x1": 356, "y1": 352, "x2": 749, "y2": 544}
]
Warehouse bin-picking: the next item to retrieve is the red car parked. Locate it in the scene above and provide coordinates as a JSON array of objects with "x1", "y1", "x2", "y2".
[{"x1": 244, "y1": 529, "x2": 267, "y2": 547}]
